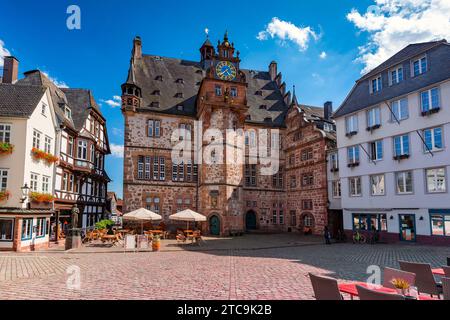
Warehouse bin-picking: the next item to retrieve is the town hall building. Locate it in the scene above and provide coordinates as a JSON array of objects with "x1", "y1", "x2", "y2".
[{"x1": 121, "y1": 33, "x2": 336, "y2": 236}]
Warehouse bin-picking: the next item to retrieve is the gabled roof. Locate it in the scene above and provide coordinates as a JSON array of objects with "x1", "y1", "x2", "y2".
[
  {"x1": 61, "y1": 88, "x2": 104, "y2": 131},
  {"x1": 17, "y1": 70, "x2": 76, "y2": 130},
  {"x1": 335, "y1": 39, "x2": 450, "y2": 118},
  {"x1": 0, "y1": 84, "x2": 47, "y2": 118},
  {"x1": 360, "y1": 40, "x2": 447, "y2": 81},
  {"x1": 127, "y1": 54, "x2": 290, "y2": 126}
]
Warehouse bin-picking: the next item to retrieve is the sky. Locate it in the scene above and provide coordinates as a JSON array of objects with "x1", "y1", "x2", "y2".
[{"x1": 1, "y1": 0, "x2": 449, "y2": 198}]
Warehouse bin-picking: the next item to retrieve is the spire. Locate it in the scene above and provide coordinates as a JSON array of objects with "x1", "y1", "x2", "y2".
[
  {"x1": 224, "y1": 30, "x2": 229, "y2": 41},
  {"x1": 125, "y1": 59, "x2": 136, "y2": 85},
  {"x1": 291, "y1": 85, "x2": 299, "y2": 107}
]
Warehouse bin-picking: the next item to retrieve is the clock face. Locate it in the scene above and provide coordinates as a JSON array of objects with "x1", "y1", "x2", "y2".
[{"x1": 216, "y1": 61, "x2": 237, "y2": 81}]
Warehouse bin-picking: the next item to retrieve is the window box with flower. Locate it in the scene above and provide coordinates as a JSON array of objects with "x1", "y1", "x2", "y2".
[
  {"x1": 29, "y1": 192, "x2": 55, "y2": 203},
  {"x1": 31, "y1": 148, "x2": 58, "y2": 164},
  {"x1": 0, "y1": 190, "x2": 10, "y2": 202},
  {"x1": 0, "y1": 142, "x2": 14, "y2": 155}
]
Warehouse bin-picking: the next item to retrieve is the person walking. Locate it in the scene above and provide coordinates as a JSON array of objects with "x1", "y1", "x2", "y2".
[{"x1": 324, "y1": 226, "x2": 332, "y2": 245}]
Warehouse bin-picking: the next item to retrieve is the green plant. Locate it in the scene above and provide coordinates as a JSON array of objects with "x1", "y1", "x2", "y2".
[
  {"x1": 0, "y1": 190, "x2": 10, "y2": 201},
  {"x1": 29, "y1": 192, "x2": 55, "y2": 203},
  {"x1": 0, "y1": 143, "x2": 14, "y2": 154},
  {"x1": 95, "y1": 219, "x2": 115, "y2": 230}
]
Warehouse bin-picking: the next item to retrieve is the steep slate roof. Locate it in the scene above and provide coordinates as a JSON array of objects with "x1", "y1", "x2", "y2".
[
  {"x1": 17, "y1": 70, "x2": 76, "y2": 130},
  {"x1": 335, "y1": 39, "x2": 450, "y2": 118},
  {"x1": 15, "y1": 70, "x2": 106, "y2": 132},
  {"x1": 0, "y1": 84, "x2": 46, "y2": 117},
  {"x1": 130, "y1": 54, "x2": 291, "y2": 127},
  {"x1": 61, "y1": 88, "x2": 104, "y2": 131}
]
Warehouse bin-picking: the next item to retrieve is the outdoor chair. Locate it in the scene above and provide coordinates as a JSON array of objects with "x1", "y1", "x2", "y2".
[
  {"x1": 399, "y1": 261, "x2": 442, "y2": 297},
  {"x1": 176, "y1": 232, "x2": 187, "y2": 244},
  {"x1": 356, "y1": 285, "x2": 405, "y2": 300},
  {"x1": 442, "y1": 266, "x2": 450, "y2": 277},
  {"x1": 442, "y1": 277, "x2": 450, "y2": 300},
  {"x1": 308, "y1": 273, "x2": 343, "y2": 300},
  {"x1": 383, "y1": 267, "x2": 416, "y2": 289}
]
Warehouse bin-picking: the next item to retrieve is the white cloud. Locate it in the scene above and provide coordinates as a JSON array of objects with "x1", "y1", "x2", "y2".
[
  {"x1": 257, "y1": 17, "x2": 319, "y2": 51},
  {"x1": 101, "y1": 95, "x2": 122, "y2": 108},
  {"x1": 347, "y1": 0, "x2": 450, "y2": 74},
  {"x1": 319, "y1": 51, "x2": 327, "y2": 59},
  {"x1": 111, "y1": 127, "x2": 124, "y2": 137},
  {"x1": 42, "y1": 71, "x2": 69, "y2": 88},
  {"x1": 110, "y1": 144, "x2": 124, "y2": 158},
  {"x1": 0, "y1": 40, "x2": 10, "y2": 68},
  {"x1": 312, "y1": 73, "x2": 325, "y2": 85}
]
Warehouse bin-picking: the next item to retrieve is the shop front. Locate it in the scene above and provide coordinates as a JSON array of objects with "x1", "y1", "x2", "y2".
[{"x1": 0, "y1": 209, "x2": 52, "y2": 251}]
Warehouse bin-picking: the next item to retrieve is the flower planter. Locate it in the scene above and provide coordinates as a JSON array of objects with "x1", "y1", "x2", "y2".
[
  {"x1": 152, "y1": 238, "x2": 161, "y2": 252},
  {"x1": 29, "y1": 192, "x2": 55, "y2": 203},
  {"x1": 0, "y1": 143, "x2": 14, "y2": 155},
  {"x1": 0, "y1": 191, "x2": 10, "y2": 202},
  {"x1": 31, "y1": 148, "x2": 58, "y2": 165}
]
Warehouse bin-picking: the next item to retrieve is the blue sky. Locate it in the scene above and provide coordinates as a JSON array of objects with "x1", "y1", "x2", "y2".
[{"x1": 1, "y1": 0, "x2": 448, "y2": 198}]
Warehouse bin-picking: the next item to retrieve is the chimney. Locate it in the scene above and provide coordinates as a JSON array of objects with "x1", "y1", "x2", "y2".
[
  {"x1": 269, "y1": 61, "x2": 277, "y2": 81},
  {"x1": 132, "y1": 36, "x2": 142, "y2": 60},
  {"x1": 324, "y1": 101, "x2": 333, "y2": 120},
  {"x1": 2, "y1": 56, "x2": 19, "y2": 84}
]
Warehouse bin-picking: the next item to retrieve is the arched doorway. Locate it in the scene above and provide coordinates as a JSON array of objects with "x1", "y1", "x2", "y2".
[
  {"x1": 209, "y1": 215, "x2": 220, "y2": 236},
  {"x1": 300, "y1": 212, "x2": 315, "y2": 235},
  {"x1": 245, "y1": 210, "x2": 257, "y2": 231}
]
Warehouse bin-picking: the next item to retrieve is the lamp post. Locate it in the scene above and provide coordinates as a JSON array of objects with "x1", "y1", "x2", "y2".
[{"x1": 20, "y1": 183, "x2": 30, "y2": 204}]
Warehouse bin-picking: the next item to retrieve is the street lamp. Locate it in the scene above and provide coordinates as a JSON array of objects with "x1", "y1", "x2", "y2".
[{"x1": 20, "y1": 183, "x2": 30, "y2": 203}]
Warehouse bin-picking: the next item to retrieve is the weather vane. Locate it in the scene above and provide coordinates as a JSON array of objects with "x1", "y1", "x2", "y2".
[{"x1": 204, "y1": 28, "x2": 209, "y2": 37}]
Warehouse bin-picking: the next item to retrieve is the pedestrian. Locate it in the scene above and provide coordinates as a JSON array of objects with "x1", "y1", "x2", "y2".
[{"x1": 324, "y1": 226, "x2": 332, "y2": 245}]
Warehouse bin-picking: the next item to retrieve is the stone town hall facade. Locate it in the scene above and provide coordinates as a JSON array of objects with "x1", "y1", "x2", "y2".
[{"x1": 121, "y1": 33, "x2": 336, "y2": 236}]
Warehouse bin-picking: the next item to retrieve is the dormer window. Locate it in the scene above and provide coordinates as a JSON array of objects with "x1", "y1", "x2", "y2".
[
  {"x1": 153, "y1": 90, "x2": 161, "y2": 96},
  {"x1": 155, "y1": 75, "x2": 163, "y2": 81},
  {"x1": 390, "y1": 65, "x2": 403, "y2": 85},
  {"x1": 150, "y1": 101, "x2": 160, "y2": 108},
  {"x1": 64, "y1": 106, "x2": 72, "y2": 119},
  {"x1": 196, "y1": 70, "x2": 203, "y2": 74},
  {"x1": 246, "y1": 115, "x2": 251, "y2": 121},
  {"x1": 264, "y1": 117, "x2": 272, "y2": 122},
  {"x1": 371, "y1": 75, "x2": 382, "y2": 93},
  {"x1": 255, "y1": 90, "x2": 263, "y2": 96},
  {"x1": 259, "y1": 105, "x2": 267, "y2": 110},
  {"x1": 176, "y1": 78, "x2": 184, "y2": 84},
  {"x1": 175, "y1": 92, "x2": 184, "y2": 98},
  {"x1": 177, "y1": 105, "x2": 184, "y2": 111},
  {"x1": 412, "y1": 55, "x2": 427, "y2": 77}
]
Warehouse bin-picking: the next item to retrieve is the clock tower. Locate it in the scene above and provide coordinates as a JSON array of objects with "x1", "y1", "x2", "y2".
[{"x1": 197, "y1": 31, "x2": 248, "y2": 236}]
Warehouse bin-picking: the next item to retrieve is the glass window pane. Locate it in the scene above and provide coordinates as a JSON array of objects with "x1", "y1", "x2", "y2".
[
  {"x1": 421, "y1": 92, "x2": 429, "y2": 111},
  {"x1": 431, "y1": 215, "x2": 444, "y2": 236},
  {"x1": 445, "y1": 216, "x2": 450, "y2": 237},
  {"x1": 434, "y1": 128, "x2": 443, "y2": 149}
]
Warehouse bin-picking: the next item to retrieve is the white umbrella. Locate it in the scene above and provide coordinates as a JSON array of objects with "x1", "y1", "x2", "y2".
[
  {"x1": 169, "y1": 209, "x2": 207, "y2": 230},
  {"x1": 123, "y1": 208, "x2": 162, "y2": 234}
]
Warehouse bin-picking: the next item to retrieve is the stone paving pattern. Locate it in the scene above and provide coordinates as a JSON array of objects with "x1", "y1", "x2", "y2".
[{"x1": 1, "y1": 235, "x2": 450, "y2": 300}]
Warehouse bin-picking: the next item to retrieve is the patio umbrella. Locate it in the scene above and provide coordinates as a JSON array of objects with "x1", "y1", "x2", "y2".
[
  {"x1": 169, "y1": 209, "x2": 207, "y2": 230},
  {"x1": 123, "y1": 208, "x2": 162, "y2": 234}
]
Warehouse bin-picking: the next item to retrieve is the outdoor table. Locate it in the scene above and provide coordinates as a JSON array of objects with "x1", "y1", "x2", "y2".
[
  {"x1": 432, "y1": 268, "x2": 445, "y2": 276},
  {"x1": 338, "y1": 282, "x2": 437, "y2": 300},
  {"x1": 101, "y1": 235, "x2": 119, "y2": 243}
]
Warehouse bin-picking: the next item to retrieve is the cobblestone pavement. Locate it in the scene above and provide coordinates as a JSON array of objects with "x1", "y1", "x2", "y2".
[{"x1": 1, "y1": 236, "x2": 450, "y2": 300}]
